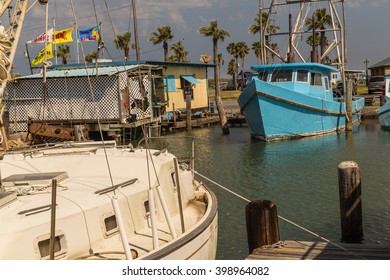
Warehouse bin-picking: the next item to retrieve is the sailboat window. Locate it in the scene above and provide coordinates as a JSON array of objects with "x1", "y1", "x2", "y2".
[
  {"x1": 271, "y1": 70, "x2": 293, "y2": 82},
  {"x1": 258, "y1": 71, "x2": 268, "y2": 81},
  {"x1": 310, "y1": 72, "x2": 323, "y2": 86},
  {"x1": 296, "y1": 70, "x2": 309, "y2": 82},
  {"x1": 104, "y1": 215, "x2": 118, "y2": 233},
  {"x1": 36, "y1": 234, "x2": 67, "y2": 260}
]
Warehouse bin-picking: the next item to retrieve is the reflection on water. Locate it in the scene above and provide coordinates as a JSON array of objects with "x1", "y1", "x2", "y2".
[{"x1": 149, "y1": 120, "x2": 390, "y2": 260}]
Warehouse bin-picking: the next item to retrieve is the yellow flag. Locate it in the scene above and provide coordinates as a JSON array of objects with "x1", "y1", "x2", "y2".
[
  {"x1": 52, "y1": 27, "x2": 73, "y2": 44},
  {"x1": 32, "y1": 43, "x2": 53, "y2": 66}
]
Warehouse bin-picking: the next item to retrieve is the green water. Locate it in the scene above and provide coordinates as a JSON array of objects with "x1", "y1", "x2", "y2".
[{"x1": 151, "y1": 120, "x2": 390, "y2": 260}]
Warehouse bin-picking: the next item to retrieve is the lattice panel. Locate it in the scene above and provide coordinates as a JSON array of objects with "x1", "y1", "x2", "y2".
[{"x1": 4, "y1": 73, "x2": 152, "y2": 132}]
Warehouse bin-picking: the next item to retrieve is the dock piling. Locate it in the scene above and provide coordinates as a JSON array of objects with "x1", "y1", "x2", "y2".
[
  {"x1": 245, "y1": 200, "x2": 280, "y2": 254},
  {"x1": 337, "y1": 161, "x2": 363, "y2": 243}
]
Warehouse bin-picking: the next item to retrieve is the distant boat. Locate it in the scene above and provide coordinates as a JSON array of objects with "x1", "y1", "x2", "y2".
[
  {"x1": 0, "y1": 141, "x2": 218, "y2": 260},
  {"x1": 377, "y1": 74, "x2": 390, "y2": 130},
  {"x1": 237, "y1": 63, "x2": 365, "y2": 141}
]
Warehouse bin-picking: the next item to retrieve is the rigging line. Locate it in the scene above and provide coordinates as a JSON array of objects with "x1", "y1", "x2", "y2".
[
  {"x1": 194, "y1": 171, "x2": 367, "y2": 260},
  {"x1": 69, "y1": 0, "x2": 115, "y2": 188}
]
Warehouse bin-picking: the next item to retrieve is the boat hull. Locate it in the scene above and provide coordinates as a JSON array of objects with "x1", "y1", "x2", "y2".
[
  {"x1": 238, "y1": 79, "x2": 364, "y2": 141},
  {"x1": 0, "y1": 143, "x2": 218, "y2": 260},
  {"x1": 377, "y1": 102, "x2": 390, "y2": 131}
]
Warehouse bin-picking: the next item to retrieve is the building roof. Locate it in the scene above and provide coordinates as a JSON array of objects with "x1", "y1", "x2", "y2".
[
  {"x1": 369, "y1": 57, "x2": 390, "y2": 69},
  {"x1": 17, "y1": 65, "x2": 149, "y2": 79}
]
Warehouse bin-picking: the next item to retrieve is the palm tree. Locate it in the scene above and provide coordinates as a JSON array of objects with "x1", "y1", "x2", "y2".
[
  {"x1": 249, "y1": 12, "x2": 280, "y2": 64},
  {"x1": 226, "y1": 42, "x2": 239, "y2": 90},
  {"x1": 55, "y1": 44, "x2": 71, "y2": 64},
  {"x1": 306, "y1": 33, "x2": 320, "y2": 62},
  {"x1": 252, "y1": 41, "x2": 263, "y2": 64},
  {"x1": 169, "y1": 40, "x2": 189, "y2": 62},
  {"x1": 236, "y1": 42, "x2": 249, "y2": 89},
  {"x1": 227, "y1": 59, "x2": 238, "y2": 88},
  {"x1": 269, "y1": 43, "x2": 279, "y2": 63},
  {"x1": 148, "y1": 25, "x2": 174, "y2": 61},
  {"x1": 84, "y1": 50, "x2": 98, "y2": 63},
  {"x1": 198, "y1": 20, "x2": 230, "y2": 134},
  {"x1": 113, "y1": 31, "x2": 132, "y2": 61},
  {"x1": 305, "y1": 8, "x2": 332, "y2": 62}
]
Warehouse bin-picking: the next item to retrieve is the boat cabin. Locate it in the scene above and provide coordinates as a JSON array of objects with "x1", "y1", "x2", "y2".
[{"x1": 252, "y1": 63, "x2": 339, "y2": 100}]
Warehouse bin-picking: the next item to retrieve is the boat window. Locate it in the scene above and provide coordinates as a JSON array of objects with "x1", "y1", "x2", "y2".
[
  {"x1": 271, "y1": 70, "x2": 293, "y2": 82},
  {"x1": 258, "y1": 71, "x2": 268, "y2": 81},
  {"x1": 296, "y1": 70, "x2": 309, "y2": 82},
  {"x1": 310, "y1": 72, "x2": 323, "y2": 86},
  {"x1": 104, "y1": 215, "x2": 118, "y2": 234},
  {"x1": 324, "y1": 76, "x2": 330, "y2": 91},
  {"x1": 37, "y1": 234, "x2": 67, "y2": 259}
]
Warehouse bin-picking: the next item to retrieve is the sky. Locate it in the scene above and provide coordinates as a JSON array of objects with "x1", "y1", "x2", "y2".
[{"x1": 3, "y1": 0, "x2": 390, "y2": 77}]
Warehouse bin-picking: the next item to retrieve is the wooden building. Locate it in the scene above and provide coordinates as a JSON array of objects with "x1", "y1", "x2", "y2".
[
  {"x1": 369, "y1": 56, "x2": 390, "y2": 76},
  {"x1": 3, "y1": 61, "x2": 214, "y2": 142}
]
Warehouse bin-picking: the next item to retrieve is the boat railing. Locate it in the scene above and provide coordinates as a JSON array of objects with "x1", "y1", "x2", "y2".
[{"x1": 136, "y1": 136, "x2": 196, "y2": 174}]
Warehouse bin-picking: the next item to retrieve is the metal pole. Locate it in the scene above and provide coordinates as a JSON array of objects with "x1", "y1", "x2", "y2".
[
  {"x1": 49, "y1": 179, "x2": 57, "y2": 260},
  {"x1": 364, "y1": 59, "x2": 370, "y2": 86},
  {"x1": 132, "y1": 0, "x2": 140, "y2": 62}
]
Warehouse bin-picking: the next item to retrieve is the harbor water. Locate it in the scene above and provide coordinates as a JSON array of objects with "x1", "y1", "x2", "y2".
[{"x1": 152, "y1": 118, "x2": 390, "y2": 260}]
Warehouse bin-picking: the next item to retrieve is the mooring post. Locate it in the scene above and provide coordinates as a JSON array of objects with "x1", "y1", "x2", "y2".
[
  {"x1": 186, "y1": 93, "x2": 192, "y2": 130},
  {"x1": 337, "y1": 161, "x2": 363, "y2": 243},
  {"x1": 245, "y1": 200, "x2": 280, "y2": 254}
]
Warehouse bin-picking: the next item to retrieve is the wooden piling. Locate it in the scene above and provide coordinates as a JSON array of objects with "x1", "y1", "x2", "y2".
[
  {"x1": 245, "y1": 200, "x2": 279, "y2": 254},
  {"x1": 186, "y1": 95, "x2": 192, "y2": 130},
  {"x1": 337, "y1": 161, "x2": 363, "y2": 242}
]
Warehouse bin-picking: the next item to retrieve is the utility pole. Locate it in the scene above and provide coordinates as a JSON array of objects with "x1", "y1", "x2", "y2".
[{"x1": 364, "y1": 59, "x2": 370, "y2": 86}]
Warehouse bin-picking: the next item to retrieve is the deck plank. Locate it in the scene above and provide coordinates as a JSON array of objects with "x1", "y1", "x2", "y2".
[{"x1": 246, "y1": 241, "x2": 390, "y2": 260}]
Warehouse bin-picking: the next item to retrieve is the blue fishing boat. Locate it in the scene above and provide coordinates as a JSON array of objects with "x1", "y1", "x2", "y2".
[
  {"x1": 377, "y1": 74, "x2": 390, "y2": 130},
  {"x1": 237, "y1": 63, "x2": 365, "y2": 141}
]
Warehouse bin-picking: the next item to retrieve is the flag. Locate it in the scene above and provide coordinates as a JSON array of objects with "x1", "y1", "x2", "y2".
[
  {"x1": 32, "y1": 43, "x2": 53, "y2": 66},
  {"x1": 27, "y1": 28, "x2": 53, "y2": 44},
  {"x1": 52, "y1": 27, "x2": 73, "y2": 44},
  {"x1": 78, "y1": 26, "x2": 100, "y2": 42}
]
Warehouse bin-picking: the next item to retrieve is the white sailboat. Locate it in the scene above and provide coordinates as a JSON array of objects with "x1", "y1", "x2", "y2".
[{"x1": 0, "y1": 141, "x2": 218, "y2": 260}]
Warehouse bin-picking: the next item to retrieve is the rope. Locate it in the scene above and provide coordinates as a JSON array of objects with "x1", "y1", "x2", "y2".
[{"x1": 194, "y1": 171, "x2": 367, "y2": 259}]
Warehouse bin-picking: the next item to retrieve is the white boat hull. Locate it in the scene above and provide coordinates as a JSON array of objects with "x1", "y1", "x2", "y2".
[{"x1": 0, "y1": 142, "x2": 217, "y2": 260}]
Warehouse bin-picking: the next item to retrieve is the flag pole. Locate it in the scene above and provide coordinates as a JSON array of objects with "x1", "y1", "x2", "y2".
[
  {"x1": 53, "y1": 17, "x2": 57, "y2": 65},
  {"x1": 24, "y1": 43, "x2": 33, "y2": 74},
  {"x1": 74, "y1": 22, "x2": 79, "y2": 63}
]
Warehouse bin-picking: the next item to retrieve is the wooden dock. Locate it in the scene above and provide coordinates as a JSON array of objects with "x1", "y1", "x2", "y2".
[{"x1": 246, "y1": 240, "x2": 390, "y2": 260}]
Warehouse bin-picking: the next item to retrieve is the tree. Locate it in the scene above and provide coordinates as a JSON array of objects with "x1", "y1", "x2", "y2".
[
  {"x1": 252, "y1": 41, "x2": 263, "y2": 65},
  {"x1": 236, "y1": 42, "x2": 249, "y2": 89},
  {"x1": 85, "y1": 51, "x2": 98, "y2": 63},
  {"x1": 226, "y1": 42, "x2": 239, "y2": 90},
  {"x1": 113, "y1": 31, "x2": 132, "y2": 61},
  {"x1": 168, "y1": 40, "x2": 189, "y2": 62},
  {"x1": 305, "y1": 8, "x2": 332, "y2": 62},
  {"x1": 55, "y1": 44, "x2": 71, "y2": 64},
  {"x1": 198, "y1": 20, "x2": 230, "y2": 134},
  {"x1": 249, "y1": 12, "x2": 279, "y2": 64},
  {"x1": 227, "y1": 59, "x2": 238, "y2": 88},
  {"x1": 148, "y1": 25, "x2": 174, "y2": 61}
]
